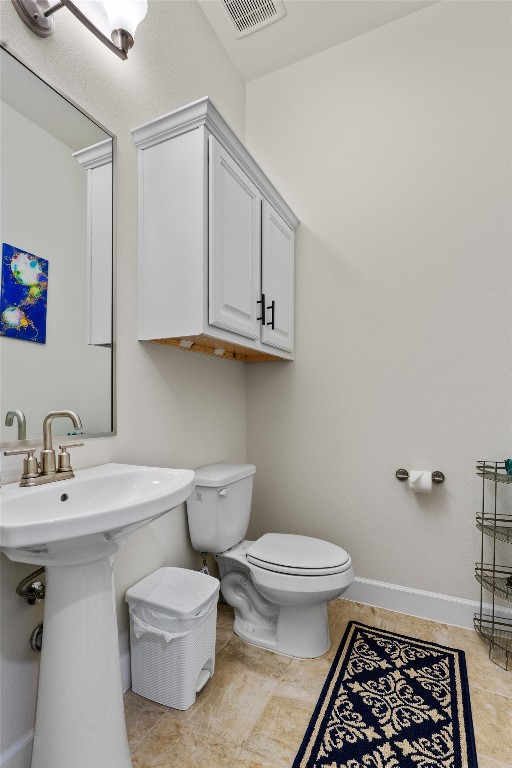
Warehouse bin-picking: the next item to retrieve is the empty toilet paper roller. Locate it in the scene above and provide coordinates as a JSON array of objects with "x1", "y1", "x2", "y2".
[{"x1": 395, "y1": 469, "x2": 445, "y2": 491}]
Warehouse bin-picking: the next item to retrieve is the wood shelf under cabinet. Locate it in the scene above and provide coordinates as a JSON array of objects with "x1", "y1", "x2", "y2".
[{"x1": 150, "y1": 335, "x2": 286, "y2": 363}]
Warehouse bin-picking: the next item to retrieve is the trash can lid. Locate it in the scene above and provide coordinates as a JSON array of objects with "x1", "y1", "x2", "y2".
[{"x1": 125, "y1": 567, "x2": 219, "y2": 620}]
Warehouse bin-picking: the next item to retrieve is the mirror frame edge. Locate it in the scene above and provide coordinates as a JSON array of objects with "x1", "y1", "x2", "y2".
[{"x1": 0, "y1": 42, "x2": 117, "y2": 447}]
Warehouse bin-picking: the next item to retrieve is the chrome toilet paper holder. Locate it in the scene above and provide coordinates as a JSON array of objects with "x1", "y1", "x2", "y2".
[{"x1": 395, "y1": 469, "x2": 445, "y2": 483}]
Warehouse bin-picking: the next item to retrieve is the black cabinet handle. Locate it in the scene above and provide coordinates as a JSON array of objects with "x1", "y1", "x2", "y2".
[
  {"x1": 267, "y1": 300, "x2": 275, "y2": 330},
  {"x1": 256, "y1": 294, "x2": 266, "y2": 325}
]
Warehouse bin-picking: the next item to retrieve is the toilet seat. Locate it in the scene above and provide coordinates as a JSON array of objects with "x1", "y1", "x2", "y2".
[{"x1": 246, "y1": 533, "x2": 351, "y2": 576}]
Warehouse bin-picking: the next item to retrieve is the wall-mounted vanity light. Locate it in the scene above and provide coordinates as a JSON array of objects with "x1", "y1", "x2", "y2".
[{"x1": 11, "y1": 0, "x2": 148, "y2": 59}]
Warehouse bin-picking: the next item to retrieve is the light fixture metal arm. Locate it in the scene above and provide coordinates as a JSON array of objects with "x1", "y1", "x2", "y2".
[
  {"x1": 11, "y1": 0, "x2": 55, "y2": 37},
  {"x1": 59, "y1": 0, "x2": 128, "y2": 59},
  {"x1": 44, "y1": 2, "x2": 64, "y2": 16}
]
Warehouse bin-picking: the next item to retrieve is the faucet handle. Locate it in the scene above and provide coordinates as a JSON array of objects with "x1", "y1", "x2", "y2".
[
  {"x1": 57, "y1": 443, "x2": 84, "y2": 472},
  {"x1": 4, "y1": 448, "x2": 39, "y2": 478}
]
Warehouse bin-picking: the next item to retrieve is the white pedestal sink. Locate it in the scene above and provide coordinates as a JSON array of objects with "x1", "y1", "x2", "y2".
[{"x1": 0, "y1": 463, "x2": 195, "y2": 768}]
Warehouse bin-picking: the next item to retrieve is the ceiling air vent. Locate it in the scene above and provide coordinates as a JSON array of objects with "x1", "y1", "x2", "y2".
[{"x1": 221, "y1": 0, "x2": 287, "y2": 38}]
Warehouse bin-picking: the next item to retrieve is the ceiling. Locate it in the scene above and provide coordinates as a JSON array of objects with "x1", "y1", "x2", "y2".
[{"x1": 198, "y1": 0, "x2": 437, "y2": 82}]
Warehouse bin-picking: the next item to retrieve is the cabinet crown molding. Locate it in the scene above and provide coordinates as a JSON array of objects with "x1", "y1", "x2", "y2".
[
  {"x1": 131, "y1": 97, "x2": 299, "y2": 231},
  {"x1": 73, "y1": 138, "x2": 113, "y2": 170}
]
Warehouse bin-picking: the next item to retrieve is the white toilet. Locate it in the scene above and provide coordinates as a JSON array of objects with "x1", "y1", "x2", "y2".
[{"x1": 186, "y1": 463, "x2": 354, "y2": 659}]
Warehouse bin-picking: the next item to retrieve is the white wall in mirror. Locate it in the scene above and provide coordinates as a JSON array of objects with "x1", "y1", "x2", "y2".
[{"x1": 0, "y1": 48, "x2": 113, "y2": 442}]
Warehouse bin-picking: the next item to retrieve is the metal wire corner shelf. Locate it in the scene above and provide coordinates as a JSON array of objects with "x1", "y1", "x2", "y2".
[
  {"x1": 476, "y1": 514, "x2": 512, "y2": 544},
  {"x1": 475, "y1": 564, "x2": 512, "y2": 601},
  {"x1": 474, "y1": 461, "x2": 512, "y2": 670},
  {"x1": 474, "y1": 613, "x2": 512, "y2": 668},
  {"x1": 476, "y1": 461, "x2": 512, "y2": 484}
]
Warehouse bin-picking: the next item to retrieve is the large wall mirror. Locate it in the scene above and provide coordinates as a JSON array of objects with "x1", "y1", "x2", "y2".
[{"x1": 0, "y1": 46, "x2": 114, "y2": 444}]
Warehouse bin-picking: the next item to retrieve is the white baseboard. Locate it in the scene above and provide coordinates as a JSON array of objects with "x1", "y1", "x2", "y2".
[{"x1": 343, "y1": 576, "x2": 512, "y2": 629}]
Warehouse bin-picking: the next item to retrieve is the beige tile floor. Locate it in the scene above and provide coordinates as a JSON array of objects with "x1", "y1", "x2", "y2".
[{"x1": 125, "y1": 600, "x2": 512, "y2": 767}]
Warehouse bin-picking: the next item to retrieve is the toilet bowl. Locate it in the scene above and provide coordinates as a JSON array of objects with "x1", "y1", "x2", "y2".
[
  {"x1": 217, "y1": 536, "x2": 353, "y2": 657},
  {"x1": 186, "y1": 463, "x2": 354, "y2": 658}
]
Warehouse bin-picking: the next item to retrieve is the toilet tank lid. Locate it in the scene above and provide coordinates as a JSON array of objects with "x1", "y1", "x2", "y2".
[{"x1": 194, "y1": 463, "x2": 256, "y2": 487}]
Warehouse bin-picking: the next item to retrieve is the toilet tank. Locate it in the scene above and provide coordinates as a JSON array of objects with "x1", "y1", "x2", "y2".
[{"x1": 186, "y1": 463, "x2": 256, "y2": 554}]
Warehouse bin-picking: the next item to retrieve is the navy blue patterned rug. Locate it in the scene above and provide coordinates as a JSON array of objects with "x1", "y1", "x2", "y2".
[{"x1": 293, "y1": 621, "x2": 478, "y2": 768}]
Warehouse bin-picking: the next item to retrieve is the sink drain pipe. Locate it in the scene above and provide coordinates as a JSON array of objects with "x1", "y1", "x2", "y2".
[
  {"x1": 16, "y1": 566, "x2": 46, "y2": 605},
  {"x1": 16, "y1": 567, "x2": 46, "y2": 651},
  {"x1": 30, "y1": 623, "x2": 44, "y2": 652}
]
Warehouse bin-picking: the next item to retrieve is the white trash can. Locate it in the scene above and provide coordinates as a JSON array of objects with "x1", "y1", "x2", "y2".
[{"x1": 126, "y1": 567, "x2": 220, "y2": 710}]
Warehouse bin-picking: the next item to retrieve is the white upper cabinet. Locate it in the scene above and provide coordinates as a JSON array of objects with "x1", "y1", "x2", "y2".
[
  {"x1": 132, "y1": 98, "x2": 298, "y2": 362},
  {"x1": 261, "y1": 200, "x2": 294, "y2": 352},
  {"x1": 209, "y1": 137, "x2": 261, "y2": 340}
]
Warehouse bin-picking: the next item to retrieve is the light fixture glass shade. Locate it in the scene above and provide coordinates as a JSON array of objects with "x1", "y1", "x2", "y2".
[
  {"x1": 103, "y1": 0, "x2": 147, "y2": 37},
  {"x1": 12, "y1": 0, "x2": 147, "y2": 58},
  {"x1": 71, "y1": 1, "x2": 111, "y2": 39}
]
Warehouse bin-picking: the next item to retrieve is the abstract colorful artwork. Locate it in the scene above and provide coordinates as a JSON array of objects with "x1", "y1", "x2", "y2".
[{"x1": 0, "y1": 243, "x2": 48, "y2": 344}]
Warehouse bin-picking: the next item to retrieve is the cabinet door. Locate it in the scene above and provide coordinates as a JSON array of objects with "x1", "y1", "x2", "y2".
[
  {"x1": 209, "y1": 136, "x2": 261, "y2": 339},
  {"x1": 261, "y1": 200, "x2": 294, "y2": 352}
]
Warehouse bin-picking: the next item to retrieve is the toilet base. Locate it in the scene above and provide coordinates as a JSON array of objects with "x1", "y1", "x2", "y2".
[
  {"x1": 218, "y1": 542, "x2": 338, "y2": 659},
  {"x1": 233, "y1": 600, "x2": 330, "y2": 659}
]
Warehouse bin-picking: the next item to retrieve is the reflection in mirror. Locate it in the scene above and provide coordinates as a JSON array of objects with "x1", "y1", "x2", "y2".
[{"x1": 0, "y1": 47, "x2": 114, "y2": 443}]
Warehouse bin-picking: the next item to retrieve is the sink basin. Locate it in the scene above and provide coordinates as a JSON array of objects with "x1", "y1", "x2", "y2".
[
  {"x1": 1, "y1": 462, "x2": 195, "y2": 564},
  {"x1": 0, "y1": 462, "x2": 195, "y2": 768}
]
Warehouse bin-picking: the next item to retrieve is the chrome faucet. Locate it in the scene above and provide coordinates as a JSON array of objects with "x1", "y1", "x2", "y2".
[
  {"x1": 5, "y1": 410, "x2": 27, "y2": 441},
  {"x1": 41, "y1": 410, "x2": 83, "y2": 475},
  {"x1": 4, "y1": 410, "x2": 84, "y2": 487}
]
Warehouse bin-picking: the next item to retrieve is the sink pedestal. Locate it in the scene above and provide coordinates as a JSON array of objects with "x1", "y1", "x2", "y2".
[
  {"x1": 1, "y1": 463, "x2": 196, "y2": 768},
  {"x1": 32, "y1": 556, "x2": 132, "y2": 768}
]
